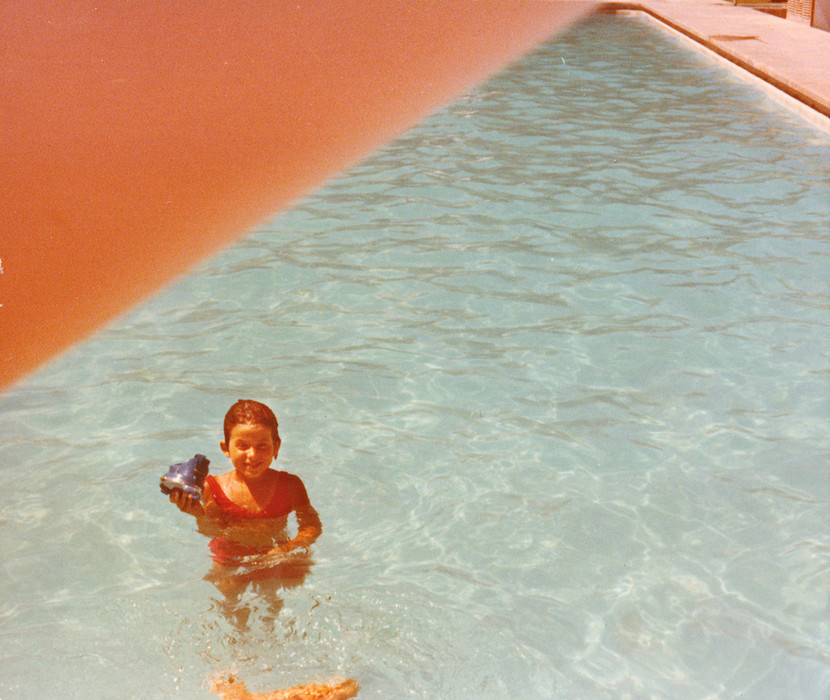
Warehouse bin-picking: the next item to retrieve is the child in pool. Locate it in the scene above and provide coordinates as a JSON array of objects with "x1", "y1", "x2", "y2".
[{"x1": 169, "y1": 400, "x2": 322, "y2": 608}]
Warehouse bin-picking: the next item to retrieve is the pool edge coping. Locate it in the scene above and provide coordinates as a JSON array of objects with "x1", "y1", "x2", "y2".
[{"x1": 594, "y1": 1, "x2": 830, "y2": 123}]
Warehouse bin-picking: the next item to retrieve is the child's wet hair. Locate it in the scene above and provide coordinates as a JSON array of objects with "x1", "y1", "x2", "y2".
[{"x1": 223, "y1": 399, "x2": 280, "y2": 444}]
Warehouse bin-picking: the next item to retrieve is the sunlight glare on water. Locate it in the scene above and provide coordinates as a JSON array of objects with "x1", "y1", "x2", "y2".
[{"x1": 0, "y1": 15, "x2": 828, "y2": 700}]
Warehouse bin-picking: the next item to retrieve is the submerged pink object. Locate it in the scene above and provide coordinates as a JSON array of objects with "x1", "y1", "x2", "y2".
[{"x1": 0, "y1": 0, "x2": 593, "y2": 391}]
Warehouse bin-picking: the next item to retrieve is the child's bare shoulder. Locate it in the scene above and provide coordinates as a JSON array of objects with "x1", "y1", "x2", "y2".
[
  {"x1": 279, "y1": 470, "x2": 311, "y2": 502},
  {"x1": 206, "y1": 472, "x2": 230, "y2": 493}
]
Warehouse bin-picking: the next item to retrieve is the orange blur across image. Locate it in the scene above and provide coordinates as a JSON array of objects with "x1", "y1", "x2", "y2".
[{"x1": 0, "y1": 0, "x2": 592, "y2": 391}]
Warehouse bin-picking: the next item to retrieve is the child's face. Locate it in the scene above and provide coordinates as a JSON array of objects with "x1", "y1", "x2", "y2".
[{"x1": 220, "y1": 422, "x2": 281, "y2": 481}]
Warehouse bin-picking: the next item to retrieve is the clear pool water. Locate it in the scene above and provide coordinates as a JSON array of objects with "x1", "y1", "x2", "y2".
[{"x1": 1, "y1": 15, "x2": 828, "y2": 700}]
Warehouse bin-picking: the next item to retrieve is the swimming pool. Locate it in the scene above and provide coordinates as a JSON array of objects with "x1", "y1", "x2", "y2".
[{"x1": 1, "y1": 14, "x2": 828, "y2": 699}]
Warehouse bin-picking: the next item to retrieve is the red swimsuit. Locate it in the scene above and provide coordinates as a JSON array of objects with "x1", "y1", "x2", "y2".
[
  {"x1": 205, "y1": 473, "x2": 293, "y2": 567},
  {"x1": 205, "y1": 473, "x2": 293, "y2": 522}
]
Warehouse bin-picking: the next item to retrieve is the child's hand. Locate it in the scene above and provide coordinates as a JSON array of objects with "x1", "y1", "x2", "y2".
[
  {"x1": 244, "y1": 543, "x2": 304, "y2": 571},
  {"x1": 168, "y1": 489, "x2": 203, "y2": 516}
]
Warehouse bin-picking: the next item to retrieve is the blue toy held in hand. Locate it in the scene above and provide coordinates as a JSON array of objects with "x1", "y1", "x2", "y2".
[{"x1": 160, "y1": 454, "x2": 210, "y2": 500}]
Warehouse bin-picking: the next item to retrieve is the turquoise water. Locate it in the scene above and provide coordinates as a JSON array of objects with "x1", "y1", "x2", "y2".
[{"x1": 1, "y1": 15, "x2": 829, "y2": 699}]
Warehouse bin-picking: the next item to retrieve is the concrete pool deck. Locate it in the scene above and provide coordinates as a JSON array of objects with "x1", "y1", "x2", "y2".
[{"x1": 588, "y1": 0, "x2": 830, "y2": 123}]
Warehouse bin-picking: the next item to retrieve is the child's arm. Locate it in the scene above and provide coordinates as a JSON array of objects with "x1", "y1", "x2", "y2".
[
  {"x1": 168, "y1": 485, "x2": 225, "y2": 536},
  {"x1": 291, "y1": 503, "x2": 322, "y2": 550},
  {"x1": 267, "y1": 505, "x2": 320, "y2": 557},
  {"x1": 273, "y1": 474, "x2": 322, "y2": 554}
]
